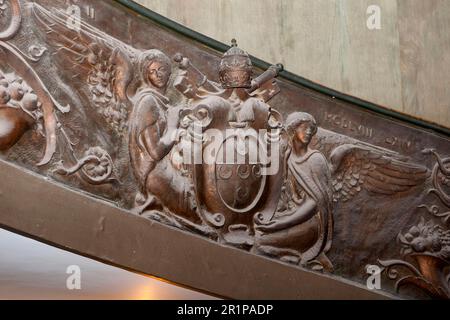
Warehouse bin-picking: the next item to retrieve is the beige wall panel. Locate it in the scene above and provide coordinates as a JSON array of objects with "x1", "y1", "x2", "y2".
[
  {"x1": 135, "y1": 0, "x2": 449, "y2": 128},
  {"x1": 398, "y1": 0, "x2": 450, "y2": 127}
]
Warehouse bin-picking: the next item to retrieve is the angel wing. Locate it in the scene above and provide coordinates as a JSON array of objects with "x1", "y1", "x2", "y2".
[
  {"x1": 31, "y1": 3, "x2": 137, "y2": 135},
  {"x1": 330, "y1": 144, "x2": 429, "y2": 202}
]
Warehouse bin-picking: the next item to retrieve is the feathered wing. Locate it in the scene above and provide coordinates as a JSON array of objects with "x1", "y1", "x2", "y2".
[
  {"x1": 31, "y1": 3, "x2": 138, "y2": 134},
  {"x1": 330, "y1": 144, "x2": 429, "y2": 202}
]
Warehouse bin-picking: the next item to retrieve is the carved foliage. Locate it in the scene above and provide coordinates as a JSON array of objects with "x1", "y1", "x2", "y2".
[
  {"x1": 379, "y1": 218, "x2": 450, "y2": 299},
  {"x1": 378, "y1": 151, "x2": 450, "y2": 299}
]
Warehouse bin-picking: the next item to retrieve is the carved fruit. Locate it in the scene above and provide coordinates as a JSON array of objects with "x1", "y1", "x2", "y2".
[
  {"x1": 404, "y1": 233, "x2": 414, "y2": 242},
  {"x1": 0, "y1": 107, "x2": 32, "y2": 150},
  {"x1": 0, "y1": 86, "x2": 10, "y2": 105},
  {"x1": 22, "y1": 93, "x2": 39, "y2": 112},
  {"x1": 9, "y1": 82, "x2": 25, "y2": 101},
  {"x1": 409, "y1": 226, "x2": 421, "y2": 237}
]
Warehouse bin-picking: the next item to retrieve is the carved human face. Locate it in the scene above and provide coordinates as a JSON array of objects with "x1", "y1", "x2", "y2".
[
  {"x1": 147, "y1": 61, "x2": 170, "y2": 89},
  {"x1": 294, "y1": 122, "x2": 315, "y2": 146}
]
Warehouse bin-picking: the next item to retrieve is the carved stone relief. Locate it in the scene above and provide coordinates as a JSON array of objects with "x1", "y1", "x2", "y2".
[
  {"x1": 378, "y1": 150, "x2": 450, "y2": 299},
  {"x1": 0, "y1": 0, "x2": 448, "y2": 299}
]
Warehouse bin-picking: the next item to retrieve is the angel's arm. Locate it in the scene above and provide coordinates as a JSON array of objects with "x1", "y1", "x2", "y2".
[
  {"x1": 173, "y1": 54, "x2": 222, "y2": 99},
  {"x1": 256, "y1": 198, "x2": 317, "y2": 232},
  {"x1": 139, "y1": 98, "x2": 179, "y2": 162}
]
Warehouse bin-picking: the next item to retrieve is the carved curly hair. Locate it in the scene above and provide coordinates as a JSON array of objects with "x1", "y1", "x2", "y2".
[{"x1": 285, "y1": 112, "x2": 318, "y2": 137}]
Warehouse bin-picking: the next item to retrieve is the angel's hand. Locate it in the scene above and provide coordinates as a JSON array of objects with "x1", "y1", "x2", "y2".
[
  {"x1": 254, "y1": 213, "x2": 284, "y2": 233},
  {"x1": 254, "y1": 220, "x2": 279, "y2": 233}
]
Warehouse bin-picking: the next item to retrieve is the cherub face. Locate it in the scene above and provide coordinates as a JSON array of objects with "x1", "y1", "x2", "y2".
[
  {"x1": 147, "y1": 61, "x2": 170, "y2": 89},
  {"x1": 294, "y1": 122, "x2": 315, "y2": 146}
]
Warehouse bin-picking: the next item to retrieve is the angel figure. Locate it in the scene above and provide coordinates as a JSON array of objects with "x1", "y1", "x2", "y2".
[
  {"x1": 254, "y1": 112, "x2": 334, "y2": 271},
  {"x1": 254, "y1": 112, "x2": 429, "y2": 272},
  {"x1": 128, "y1": 49, "x2": 201, "y2": 227},
  {"x1": 32, "y1": 4, "x2": 208, "y2": 233}
]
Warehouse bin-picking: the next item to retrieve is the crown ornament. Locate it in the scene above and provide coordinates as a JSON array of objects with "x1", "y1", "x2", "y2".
[{"x1": 219, "y1": 39, "x2": 253, "y2": 89}]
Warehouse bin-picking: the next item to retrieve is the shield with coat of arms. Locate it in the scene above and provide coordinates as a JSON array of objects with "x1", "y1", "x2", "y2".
[
  {"x1": 215, "y1": 131, "x2": 267, "y2": 214},
  {"x1": 187, "y1": 97, "x2": 285, "y2": 247}
]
